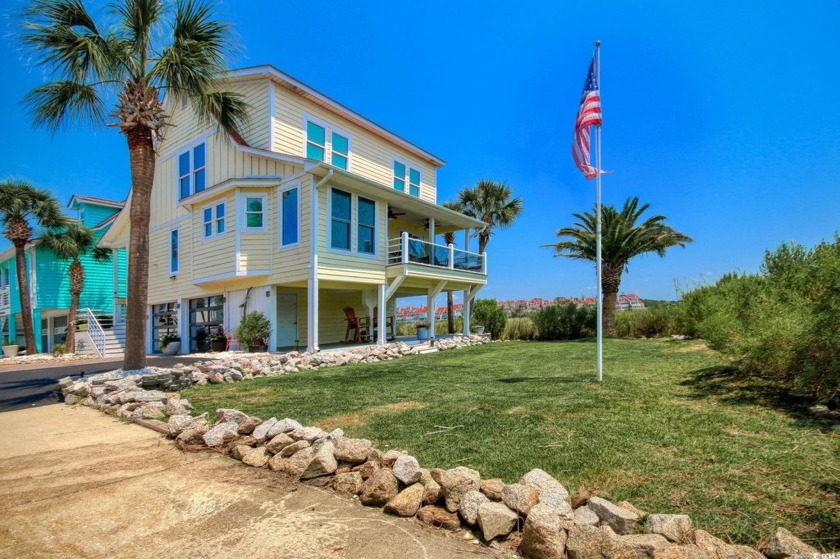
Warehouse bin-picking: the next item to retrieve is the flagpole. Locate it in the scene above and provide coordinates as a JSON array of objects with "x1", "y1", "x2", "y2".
[{"x1": 594, "y1": 40, "x2": 603, "y2": 383}]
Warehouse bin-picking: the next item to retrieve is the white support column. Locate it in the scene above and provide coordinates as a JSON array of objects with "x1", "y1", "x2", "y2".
[
  {"x1": 377, "y1": 284, "x2": 386, "y2": 346},
  {"x1": 267, "y1": 286, "x2": 277, "y2": 352},
  {"x1": 427, "y1": 292, "x2": 435, "y2": 341},
  {"x1": 428, "y1": 217, "x2": 435, "y2": 245},
  {"x1": 307, "y1": 265, "x2": 319, "y2": 353},
  {"x1": 146, "y1": 305, "x2": 154, "y2": 355},
  {"x1": 464, "y1": 228, "x2": 470, "y2": 253},
  {"x1": 401, "y1": 232, "x2": 409, "y2": 264},
  {"x1": 462, "y1": 291, "x2": 471, "y2": 336},
  {"x1": 112, "y1": 248, "x2": 120, "y2": 324}
]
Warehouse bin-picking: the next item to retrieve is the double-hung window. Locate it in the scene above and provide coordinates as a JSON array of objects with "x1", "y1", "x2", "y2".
[
  {"x1": 393, "y1": 160, "x2": 421, "y2": 197},
  {"x1": 357, "y1": 197, "x2": 376, "y2": 254},
  {"x1": 280, "y1": 187, "x2": 299, "y2": 247},
  {"x1": 178, "y1": 143, "x2": 206, "y2": 199},
  {"x1": 202, "y1": 203, "x2": 225, "y2": 238},
  {"x1": 243, "y1": 196, "x2": 265, "y2": 230},
  {"x1": 305, "y1": 117, "x2": 350, "y2": 170},
  {"x1": 330, "y1": 189, "x2": 352, "y2": 251},
  {"x1": 170, "y1": 230, "x2": 179, "y2": 275}
]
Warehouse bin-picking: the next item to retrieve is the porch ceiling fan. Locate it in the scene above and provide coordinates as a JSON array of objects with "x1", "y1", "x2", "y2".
[{"x1": 388, "y1": 207, "x2": 406, "y2": 220}]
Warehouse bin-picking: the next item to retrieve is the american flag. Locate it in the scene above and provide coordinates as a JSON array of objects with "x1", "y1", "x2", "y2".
[{"x1": 572, "y1": 55, "x2": 602, "y2": 179}]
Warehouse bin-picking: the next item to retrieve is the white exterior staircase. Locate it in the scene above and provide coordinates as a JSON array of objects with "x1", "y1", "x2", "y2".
[{"x1": 75, "y1": 310, "x2": 126, "y2": 357}]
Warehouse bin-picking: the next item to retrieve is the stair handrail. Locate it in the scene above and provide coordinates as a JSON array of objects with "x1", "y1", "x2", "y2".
[{"x1": 79, "y1": 308, "x2": 105, "y2": 357}]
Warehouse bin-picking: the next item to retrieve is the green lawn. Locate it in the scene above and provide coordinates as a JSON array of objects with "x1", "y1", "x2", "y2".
[{"x1": 184, "y1": 339, "x2": 839, "y2": 549}]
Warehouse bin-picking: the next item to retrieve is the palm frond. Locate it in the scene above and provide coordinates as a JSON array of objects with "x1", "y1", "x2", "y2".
[
  {"x1": 110, "y1": 0, "x2": 163, "y2": 70},
  {"x1": 23, "y1": 81, "x2": 106, "y2": 133},
  {"x1": 191, "y1": 89, "x2": 249, "y2": 137},
  {"x1": 0, "y1": 179, "x2": 66, "y2": 230}
]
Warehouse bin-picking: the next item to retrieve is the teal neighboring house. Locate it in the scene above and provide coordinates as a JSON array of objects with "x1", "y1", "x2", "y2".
[{"x1": 0, "y1": 195, "x2": 128, "y2": 355}]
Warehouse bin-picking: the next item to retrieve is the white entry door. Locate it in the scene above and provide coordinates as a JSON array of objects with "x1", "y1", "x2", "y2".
[{"x1": 276, "y1": 293, "x2": 298, "y2": 348}]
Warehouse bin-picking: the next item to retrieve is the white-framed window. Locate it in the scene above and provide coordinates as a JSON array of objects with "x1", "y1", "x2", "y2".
[
  {"x1": 202, "y1": 202, "x2": 226, "y2": 238},
  {"x1": 242, "y1": 194, "x2": 266, "y2": 231},
  {"x1": 169, "y1": 229, "x2": 179, "y2": 275},
  {"x1": 328, "y1": 187, "x2": 378, "y2": 256},
  {"x1": 393, "y1": 159, "x2": 421, "y2": 197},
  {"x1": 178, "y1": 142, "x2": 206, "y2": 199},
  {"x1": 279, "y1": 184, "x2": 300, "y2": 248},
  {"x1": 78, "y1": 209, "x2": 85, "y2": 225},
  {"x1": 304, "y1": 115, "x2": 351, "y2": 171}
]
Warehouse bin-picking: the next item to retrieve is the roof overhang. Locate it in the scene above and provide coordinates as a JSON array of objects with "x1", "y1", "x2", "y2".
[
  {"x1": 226, "y1": 65, "x2": 445, "y2": 168},
  {"x1": 178, "y1": 177, "x2": 282, "y2": 209},
  {"x1": 306, "y1": 163, "x2": 484, "y2": 232},
  {"x1": 68, "y1": 195, "x2": 125, "y2": 210}
]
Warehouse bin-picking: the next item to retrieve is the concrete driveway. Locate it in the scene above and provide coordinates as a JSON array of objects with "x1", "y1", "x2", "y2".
[
  {"x1": 0, "y1": 405, "x2": 505, "y2": 559},
  {"x1": 0, "y1": 356, "x2": 205, "y2": 412}
]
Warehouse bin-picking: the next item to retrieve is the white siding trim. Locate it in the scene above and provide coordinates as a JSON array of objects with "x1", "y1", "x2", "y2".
[
  {"x1": 303, "y1": 113, "x2": 353, "y2": 172},
  {"x1": 268, "y1": 81, "x2": 276, "y2": 151},
  {"x1": 239, "y1": 192, "x2": 268, "y2": 233}
]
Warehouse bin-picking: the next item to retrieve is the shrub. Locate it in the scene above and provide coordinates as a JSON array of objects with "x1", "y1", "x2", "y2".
[
  {"x1": 234, "y1": 311, "x2": 272, "y2": 350},
  {"x1": 531, "y1": 303, "x2": 596, "y2": 341},
  {"x1": 472, "y1": 298, "x2": 507, "y2": 340},
  {"x1": 159, "y1": 332, "x2": 180, "y2": 349},
  {"x1": 615, "y1": 304, "x2": 684, "y2": 338},
  {"x1": 52, "y1": 343, "x2": 66, "y2": 356},
  {"x1": 502, "y1": 317, "x2": 536, "y2": 341}
]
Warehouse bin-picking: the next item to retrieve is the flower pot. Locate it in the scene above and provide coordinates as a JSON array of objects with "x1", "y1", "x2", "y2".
[
  {"x1": 161, "y1": 341, "x2": 181, "y2": 355},
  {"x1": 417, "y1": 326, "x2": 429, "y2": 341},
  {"x1": 473, "y1": 326, "x2": 485, "y2": 335},
  {"x1": 2, "y1": 344, "x2": 19, "y2": 358},
  {"x1": 210, "y1": 339, "x2": 227, "y2": 352}
]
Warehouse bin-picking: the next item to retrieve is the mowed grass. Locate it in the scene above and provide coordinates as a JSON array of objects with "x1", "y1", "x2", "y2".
[{"x1": 184, "y1": 339, "x2": 840, "y2": 549}]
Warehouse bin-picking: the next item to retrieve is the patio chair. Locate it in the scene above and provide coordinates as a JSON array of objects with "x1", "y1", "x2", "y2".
[
  {"x1": 343, "y1": 307, "x2": 371, "y2": 343},
  {"x1": 373, "y1": 306, "x2": 397, "y2": 341}
]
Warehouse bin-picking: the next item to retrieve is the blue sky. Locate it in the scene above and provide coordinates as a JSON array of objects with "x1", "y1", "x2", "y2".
[{"x1": 1, "y1": 0, "x2": 838, "y2": 301}]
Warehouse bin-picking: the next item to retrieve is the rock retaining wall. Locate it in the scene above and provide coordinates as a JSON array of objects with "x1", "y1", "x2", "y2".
[{"x1": 58, "y1": 335, "x2": 826, "y2": 559}]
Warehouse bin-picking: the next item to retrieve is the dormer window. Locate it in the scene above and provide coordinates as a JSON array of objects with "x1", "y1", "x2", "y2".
[
  {"x1": 305, "y1": 116, "x2": 350, "y2": 171},
  {"x1": 178, "y1": 143, "x2": 206, "y2": 199}
]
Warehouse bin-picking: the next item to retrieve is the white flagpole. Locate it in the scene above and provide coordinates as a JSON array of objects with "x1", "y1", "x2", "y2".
[{"x1": 594, "y1": 40, "x2": 603, "y2": 383}]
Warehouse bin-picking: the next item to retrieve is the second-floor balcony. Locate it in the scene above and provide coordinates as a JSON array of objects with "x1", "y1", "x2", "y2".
[
  {"x1": 0, "y1": 286, "x2": 10, "y2": 315},
  {"x1": 388, "y1": 233, "x2": 487, "y2": 275}
]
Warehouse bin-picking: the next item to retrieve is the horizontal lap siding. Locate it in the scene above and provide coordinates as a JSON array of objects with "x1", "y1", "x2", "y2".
[
  {"x1": 270, "y1": 176, "x2": 310, "y2": 285},
  {"x1": 238, "y1": 189, "x2": 272, "y2": 272},
  {"x1": 193, "y1": 192, "x2": 236, "y2": 278},
  {"x1": 273, "y1": 87, "x2": 438, "y2": 203}
]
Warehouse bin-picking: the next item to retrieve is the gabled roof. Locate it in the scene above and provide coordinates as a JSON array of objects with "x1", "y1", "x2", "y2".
[
  {"x1": 227, "y1": 65, "x2": 445, "y2": 167},
  {"x1": 67, "y1": 195, "x2": 125, "y2": 210}
]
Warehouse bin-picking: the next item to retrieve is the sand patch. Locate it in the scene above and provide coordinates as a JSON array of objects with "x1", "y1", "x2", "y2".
[
  {"x1": 315, "y1": 401, "x2": 425, "y2": 429},
  {"x1": 667, "y1": 341, "x2": 710, "y2": 353}
]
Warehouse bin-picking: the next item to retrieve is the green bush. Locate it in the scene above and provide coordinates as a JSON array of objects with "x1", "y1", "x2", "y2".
[
  {"x1": 52, "y1": 343, "x2": 66, "y2": 356},
  {"x1": 502, "y1": 317, "x2": 536, "y2": 341},
  {"x1": 680, "y1": 238, "x2": 840, "y2": 403},
  {"x1": 531, "y1": 303, "x2": 596, "y2": 341},
  {"x1": 615, "y1": 304, "x2": 685, "y2": 338},
  {"x1": 472, "y1": 298, "x2": 507, "y2": 340},
  {"x1": 234, "y1": 311, "x2": 272, "y2": 350}
]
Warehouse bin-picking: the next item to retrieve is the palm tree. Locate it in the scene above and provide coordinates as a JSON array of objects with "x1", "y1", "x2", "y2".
[
  {"x1": 546, "y1": 197, "x2": 692, "y2": 337},
  {"x1": 0, "y1": 180, "x2": 65, "y2": 352},
  {"x1": 441, "y1": 201, "x2": 462, "y2": 334},
  {"x1": 21, "y1": 0, "x2": 248, "y2": 369},
  {"x1": 455, "y1": 179, "x2": 523, "y2": 255},
  {"x1": 40, "y1": 224, "x2": 111, "y2": 353}
]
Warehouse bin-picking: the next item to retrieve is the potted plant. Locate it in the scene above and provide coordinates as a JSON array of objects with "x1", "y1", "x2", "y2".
[
  {"x1": 207, "y1": 327, "x2": 227, "y2": 352},
  {"x1": 234, "y1": 311, "x2": 271, "y2": 352},
  {"x1": 159, "y1": 332, "x2": 181, "y2": 355},
  {"x1": 416, "y1": 322, "x2": 430, "y2": 341},
  {"x1": 2, "y1": 338, "x2": 19, "y2": 358}
]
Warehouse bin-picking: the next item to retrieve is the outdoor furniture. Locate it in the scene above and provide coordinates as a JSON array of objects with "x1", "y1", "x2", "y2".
[
  {"x1": 343, "y1": 307, "x2": 371, "y2": 343},
  {"x1": 373, "y1": 306, "x2": 397, "y2": 341}
]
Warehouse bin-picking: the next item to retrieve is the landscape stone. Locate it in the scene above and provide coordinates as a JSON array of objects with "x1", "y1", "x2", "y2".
[
  {"x1": 334, "y1": 437, "x2": 374, "y2": 464},
  {"x1": 202, "y1": 421, "x2": 239, "y2": 447},
  {"x1": 215, "y1": 408, "x2": 251, "y2": 425},
  {"x1": 230, "y1": 444, "x2": 252, "y2": 460},
  {"x1": 571, "y1": 488, "x2": 591, "y2": 509},
  {"x1": 300, "y1": 441, "x2": 338, "y2": 479},
  {"x1": 762, "y1": 527, "x2": 818, "y2": 559},
  {"x1": 477, "y1": 501, "x2": 518, "y2": 541},
  {"x1": 175, "y1": 425, "x2": 210, "y2": 445},
  {"x1": 251, "y1": 417, "x2": 278, "y2": 442},
  {"x1": 236, "y1": 416, "x2": 261, "y2": 435},
  {"x1": 567, "y1": 525, "x2": 636, "y2": 559},
  {"x1": 277, "y1": 445, "x2": 317, "y2": 477},
  {"x1": 381, "y1": 449, "x2": 405, "y2": 467},
  {"x1": 502, "y1": 483, "x2": 540, "y2": 515},
  {"x1": 480, "y1": 478, "x2": 505, "y2": 501},
  {"x1": 356, "y1": 460, "x2": 379, "y2": 480},
  {"x1": 651, "y1": 545, "x2": 714, "y2": 559},
  {"x1": 588, "y1": 496, "x2": 639, "y2": 534},
  {"x1": 416, "y1": 505, "x2": 461, "y2": 530},
  {"x1": 521, "y1": 468, "x2": 569, "y2": 500},
  {"x1": 359, "y1": 468, "x2": 399, "y2": 507},
  {"x1": 617, "y1": 501, "x2": 645, "y2": 517},
  {"x1": 392, "y1": 454, "x2": 422, "y2": 485},
  {"x1": 422, "y1": 478, "x2": 442, "y2": 506},
  {"x1": 265, "y1": 433, "x2": 295, "y2": 454},
  {"x1": 267, "y1": 418, "x2": 302, "y2": 437},
  {"x1": 694, "y1": 530, "x2": 764, "y2": 559},
  {"x1": 289, "y1": 426, "x2": 328, "y2": 442},
  {"x1": 278, "y1": 440, "x2": 310, "y2": 458},
  {"x1": 458, "y1": 490, "x2": 489, "y2": 525},
  {"x1": 646, "y1": 514, "x2": 692, "y2": 543},
  {"x1": 432, "y1": 466, "x2": 481, "y2": 512},
  {"x1": 521, "y1": 502, "x2": 569, "y2": 559},
  {"x1": 621, "y1": 534, "x2": 673, "y2": 558},
  {"x1": 241, "y1": 447, "x2": 272, "y2": 468},
  {"x1": 333, "y1": 471, "x2": 363, "y2": 497},
  {"x1": 384, "y1": 482, "x2": 425, "y2": 517},
  {"x1": 574, "y1": 506, "x2": 600, "y2": 526}
]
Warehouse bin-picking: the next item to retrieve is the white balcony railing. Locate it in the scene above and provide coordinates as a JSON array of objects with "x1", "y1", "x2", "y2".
[
  {"x1": 388, "y1": 233, "x2": 487, "y2": 275},
  {"x1": 0, "y1": 286, "x2": 10, "y2": 315}
]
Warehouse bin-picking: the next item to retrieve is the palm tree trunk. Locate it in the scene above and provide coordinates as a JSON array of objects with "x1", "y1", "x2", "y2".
[
  {"x1": 478, "y1": 233, "x2": 489, "y2": 255},
  {"x1": 447, "y1": 291, "x2": 454, "y2": 334},
  {"x1": 601, "y1": 265, "x2": 622, "y2": 337},
  {"x1": 123, "y1": 126, "x2": 155, "y2": 370},
  {"x1": 66, "y1": 260, "x2": 83, "y2": 353},
  {"x1": 13, "y1": 243, "x2": 36, "y2": 352}
]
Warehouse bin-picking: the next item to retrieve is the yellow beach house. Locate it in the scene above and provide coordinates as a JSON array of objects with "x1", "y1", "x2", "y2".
[{"x1": 100, "y1": 65, "x2": 487, "y2": 354}]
